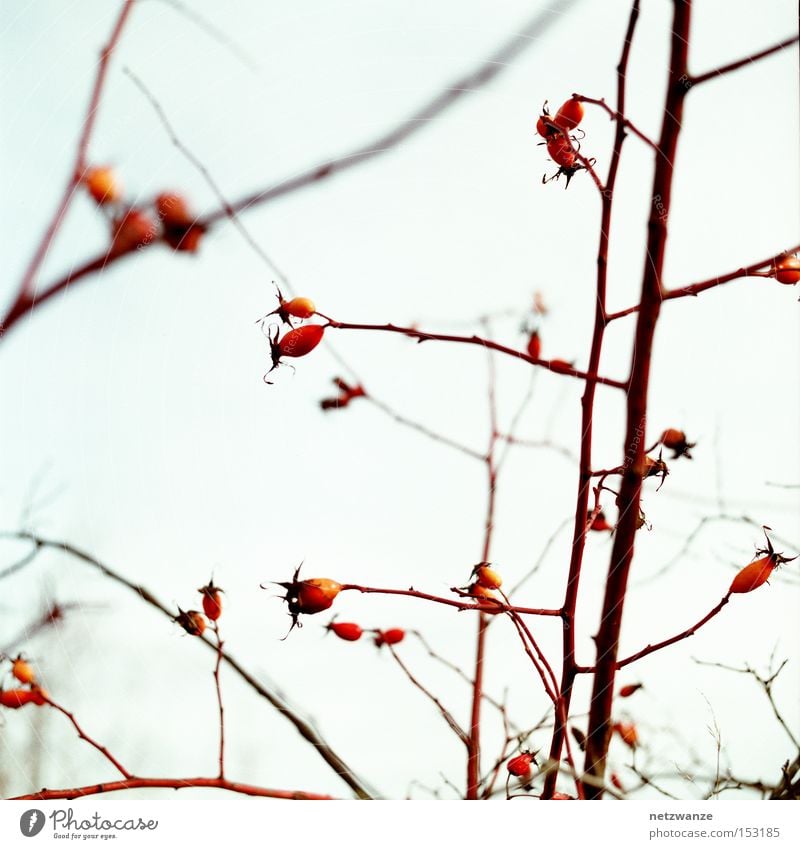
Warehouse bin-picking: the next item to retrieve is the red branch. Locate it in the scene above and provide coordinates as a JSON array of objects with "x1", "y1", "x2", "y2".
[
  {"x1": 340, "y1": 584, "x2": 559, "y2": 617},
  {"x1": 10, "y1": 777, "x2": 333, "y2": 801},
  {"x1": 574, "y1": 594, "x2": 731, "y2": 672},
  {"x1": 542, "y1": 0, "x2": 641, "y2": 800},
  {"x1": 573, "y1": 94, "x2": 657, "y2": 149},
  {"x1": 324, "y1": 319, "x2": 626, "y2": 389},
  {"x1": 615, "y1": 594, "x2": 731, "y2": 668},
  {"x1": 6, "y1": 0, "x2": 136, "y2": 323},
  {"x1": 605, "y1": 246, "x2": 800, "y2": 322},
  {"x1": 582, "y1": 0, "x2": 692, "y2": 798},
  {"x1": 2, "y1": 532, "x2": 372, "y2": 799},
  {"x1": 212, "y1": 621, "x2": 226, "y2": 778},
  {"x1": 467, "y1": 338, "x2": 498, "y2": 799},
  {"x1": 506, "y1": 613, "x2": 557, "y2": 704},
  {"x1": 44, "y1": 697, "x2": 132, "y2": 780},
  {"x1": 689, "y1": 35, "x2": 799, "y2": 86}
]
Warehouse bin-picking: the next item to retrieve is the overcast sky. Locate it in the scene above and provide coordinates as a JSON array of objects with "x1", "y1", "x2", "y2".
[{"x1": 1, "y1": 0, "x2": 798, "y2": 800}]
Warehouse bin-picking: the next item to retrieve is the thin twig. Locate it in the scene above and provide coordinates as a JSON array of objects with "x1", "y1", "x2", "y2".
[
  {"x1": 364, "y1": 396, "x2": 484, "y2": 461},
  {"x1": 693, "y1": 657, "x2": 800, "y2": 751},
  {"x1": 507, "y1": 515, "x2": 573, "y2": 598},
  {"x1": 409, "y1": 630, "x2": 513, "y2": 723},
  {"x1": 584, "y1": 594, "x2": 732, "y2": 671},
  {"x1": 543, "y1": 0, "x2": 641, "y2": 799},
  {"x1": 387, "y1": 646, "x2": 469, "y2": 746},
  {"x1": 212, "y1": 621, "x2": 226, "y2": 778},
  {"x1": 2, "y1": 0, "x2": 579, "y2": 339},
  {"x1": 0, "y1": 532, "x2": 373, "y2": 799},
  {"x1": 605, "y1": 246, "x2": 800, "y2": 322},
  {"x1": 467, "y1": 331, "x2": 500, "y2": 799},
  {"x1": 583, "y1": 0, "x2": 692, "y2": 797},
  {"x1": 689, "y1": 35, "x2": 799, "y2": 86},
  {"x1": 324, "y1": 319, "x2": 626, "y2": 388},
  {"x1": 43, "y1": 696, "x2": 132, "y2": 780},
  {"x1": 340, "y1": 583, "x2": 559, "y2": 617},
  {"x1": 153, "y1": 0, "x2": 260, "y2": 72},
  {"x1": 573, "y1": 94, "x2": 658, "y2": 149},
  {"x1": 124, "y1": 66, "x2": 290, "y2": 283}
]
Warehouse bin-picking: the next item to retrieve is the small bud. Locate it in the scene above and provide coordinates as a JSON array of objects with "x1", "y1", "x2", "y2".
[{"x1": 84, "y1": 166, "x2": 122, "y2": 205}]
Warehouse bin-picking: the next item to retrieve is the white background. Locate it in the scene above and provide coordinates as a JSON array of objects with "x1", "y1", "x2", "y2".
[{"x1": 1, "y1": 0, "x2": 798, "y2": 802}]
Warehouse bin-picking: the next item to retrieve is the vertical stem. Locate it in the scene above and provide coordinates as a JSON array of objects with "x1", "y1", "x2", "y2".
[
  {"x1": 466, "y1": 337, "x2": 499, "y2": 799},
  {"x1": 213, "y1": 621, "x2": 226, "y2": 779},
  {"x1": 582, "y1": 0, "x2": 691, "y2": 798},
  {"x1": 542, "y1": 0, "x2": 641, "y2": 799}
]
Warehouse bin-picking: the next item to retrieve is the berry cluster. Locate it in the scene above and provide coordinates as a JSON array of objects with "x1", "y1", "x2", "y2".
[
  {"x1": 327, "y1": 621, "x2": 406, "y2": 648},
  {"x1": 535, "y1": 98, "x2": 594, "y2": 188},
  {"x1": 83, "y1": 166, "x2": 205, "y2": 254},
  {"x1": 173, "y1": 579, "x2": 224, "y2": 637}
]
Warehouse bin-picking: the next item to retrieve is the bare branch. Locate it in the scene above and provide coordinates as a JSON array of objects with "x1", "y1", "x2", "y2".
[
  {"x1": 0, "y1": 532, "x2": 374, "y2": 799},
  {"x1": 689, "y1": 35, "x2": 799, "y2": 86}
]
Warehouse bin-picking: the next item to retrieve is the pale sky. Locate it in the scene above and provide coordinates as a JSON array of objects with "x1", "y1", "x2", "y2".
[{"x1": 1, "y1": 0, "x2": 798, "y2": 800}]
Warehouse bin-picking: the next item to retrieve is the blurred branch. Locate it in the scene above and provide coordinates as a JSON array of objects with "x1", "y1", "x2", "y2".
[
  {"x1": 1, "y1": 0, "x2": 578, "y2": 339},
  {"x1": 153, "y1": 0, "x2": 260, "y2": 72},
  {"x1": 201, "y1": 0, "x2": 580, "y2": 227},
  {"x1": 2, "y1": 0, "x2": 136, "y2": 334},
  {"x1": 1, "y1": 601, "x2": 85, "y2": 656},
  {"x1": 771, "y1": 755, "x2": 800, "y2": 800},
  {"x1": 0, "y1": 541, "x2": 41, "y2": 581}
]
